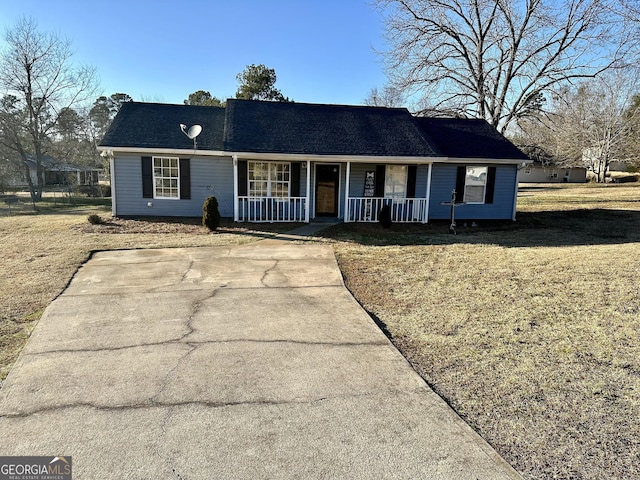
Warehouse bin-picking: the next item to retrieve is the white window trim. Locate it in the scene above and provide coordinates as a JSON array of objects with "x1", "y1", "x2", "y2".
[
  {"x1": 248, "y1": 161, "x2": 291, "y2": 198},
  {"x1": 463, "y1": 166, "x2": 488, "y2": 204},
  {"x1": 153, "y1": 156, "x2": 180, "y2": 200},
  {"x1": 384, "y1": 165, "x2": 408, "y2": 200}
]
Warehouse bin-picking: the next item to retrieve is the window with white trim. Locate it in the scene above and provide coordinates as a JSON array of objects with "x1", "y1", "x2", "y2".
[
  {"x1": 153, "y1": 156, "x2": 179, "y2": 199},
  {"x1": 248, "y1": 161, "x2": 290, "y2": 197},
  {"x1": 384, "y1": 165, "x2": 407, "y2": 199},
  {"x1": 464, "y1": 166, "x2": 488, "y2": 203}
]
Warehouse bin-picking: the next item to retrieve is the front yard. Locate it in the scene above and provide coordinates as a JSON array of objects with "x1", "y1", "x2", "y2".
[
  {"x1": 1, "y1": 183, "x2": 639, "y2": 479},
  {"x1": 325, "y1": 183, "x2": 640, "y2": 479}
]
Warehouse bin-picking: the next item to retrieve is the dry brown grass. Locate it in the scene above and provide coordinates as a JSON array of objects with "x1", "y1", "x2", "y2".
[{"x1": 324, "y1": 183, "x2": 640, "y2": 479}]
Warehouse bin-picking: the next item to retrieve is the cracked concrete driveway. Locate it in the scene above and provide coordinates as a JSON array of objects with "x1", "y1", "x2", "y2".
[{"x1": 0, "y1": 243, "x2": 522, "y2": 479}]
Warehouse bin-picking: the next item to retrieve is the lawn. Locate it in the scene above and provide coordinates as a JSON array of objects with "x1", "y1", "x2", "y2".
[
  {"x1": 1, "y1": 184, "x2": 639, "y2": 479},
  {"x1": 324, "y1": 183, "x2": 640, "y2": 479}
]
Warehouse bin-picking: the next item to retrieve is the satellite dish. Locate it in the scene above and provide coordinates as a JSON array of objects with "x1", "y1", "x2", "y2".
[
  {"x1": 180, "y1": 124, "x2": 203, "y2": 148},
  {"x1": 187, "y1": 125, "x2": 202, "y2": 139}
]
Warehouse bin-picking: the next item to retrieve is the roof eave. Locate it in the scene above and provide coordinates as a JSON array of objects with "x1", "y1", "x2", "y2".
[
  {"x1": 228, "y1": 151, "x2": 446, "y2": 163},
  {"x1": 98, "y1": 146, "x2": 229, "y2": 157},
  {"x1": 98, "y1": 146, "x2": 532, "y2": 165},
  {"x1": 445, "y1": 157, "x2": 533, "y2": 165}
]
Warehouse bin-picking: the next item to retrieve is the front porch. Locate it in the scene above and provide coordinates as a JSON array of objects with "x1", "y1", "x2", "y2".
[{"x1": 232, "y1": 158, "x2": 432, "y2": 224}]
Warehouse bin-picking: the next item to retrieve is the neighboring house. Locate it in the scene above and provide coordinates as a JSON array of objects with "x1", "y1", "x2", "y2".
[
  {"x1": 519, "y1": 160, "x2": 587, "y2": 183},
  {"x1": 99, "y1": 99, "x2": 531, "y2": 223},
  {"x1": 608, "y1": 161, "x2": 628, "y2": 172},
  {"x1": 5, "y1": 154, "x2": 101, "y2": 187}
]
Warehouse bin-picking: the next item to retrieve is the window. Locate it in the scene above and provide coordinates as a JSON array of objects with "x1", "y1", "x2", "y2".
[
  {"x1": 153, "y1": 157, "x2": 179, "y2": 199},
  {"x1": 464, "y1": 166, "x2": 487, "y2": 203},
  {"x1": 248, "y1": 162, "x2": 290, "y2": 197},
  {"x1": 384, "y1": 165, "x2": 407, "y2": 199}
]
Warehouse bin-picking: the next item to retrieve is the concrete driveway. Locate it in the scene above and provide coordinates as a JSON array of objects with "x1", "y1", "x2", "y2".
[{"x1": 0, "y1": 243, "x2": 522, "y2": 479}]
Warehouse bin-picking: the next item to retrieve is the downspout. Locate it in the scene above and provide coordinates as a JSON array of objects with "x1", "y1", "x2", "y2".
[
  {"x1": 344, "y1": 161, "x2": 351, "y2": 222},
  {"x1": 233, "y1": 155, "x2": 238, "y2": 222},
  {"x1": 305, "y1": 160, "x2": 310, "y2": 223},
  {"x1": 424, "y1": 163, "x2": 433, "y2": 223}
]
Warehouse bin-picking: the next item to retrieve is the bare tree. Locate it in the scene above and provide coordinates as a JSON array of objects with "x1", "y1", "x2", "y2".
[
  {"x1": 571, "y1": 72, "x2": 640, "y2": 181},
  {"x1": 620, "y1": 94, "x2": 640, "y2": 167},
  {"x1": 364, "y1": 85, "x2": 404, "y2": 107},
  {"x1": 0, "y1": 17, "x2": 98, "y2": 201},
  {"x1": 518, "y1": 69, "x2": 640, "y2": 181},
  {"x1": 376, "y1": 0, "x2": 640, "y2": 132}
]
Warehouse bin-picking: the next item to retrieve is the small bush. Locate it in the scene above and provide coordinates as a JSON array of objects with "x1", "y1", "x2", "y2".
[
  {"x1": 379, "y1": 204, "x2": 392, "y2": 229},
  {"x1": 202, "y1": 196, "x2": 221, "y2": 231},
  {"x1": 87, "y1": 214, "x2": 104, "y2": 225}
]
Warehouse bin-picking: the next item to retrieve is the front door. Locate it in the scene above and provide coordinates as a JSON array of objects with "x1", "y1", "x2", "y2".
[{"x1": 315, "y1": 164, "x2": 340, "y2": 217}]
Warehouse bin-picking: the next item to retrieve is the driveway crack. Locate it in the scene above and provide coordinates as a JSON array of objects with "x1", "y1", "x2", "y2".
[
  {"x1": 260, "y1": 260, "x2": 280, "y2": 286},
  {"x1": 0, "y1": 388, "x2": 430, "y2": 418}
]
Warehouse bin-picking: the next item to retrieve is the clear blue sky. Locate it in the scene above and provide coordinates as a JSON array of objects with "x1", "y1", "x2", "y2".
[{"x1": 1, "y1": 0, "x2": 389, "y2": 106}]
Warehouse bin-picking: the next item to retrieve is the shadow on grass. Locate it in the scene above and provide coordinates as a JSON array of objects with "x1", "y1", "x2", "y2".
[{"x1": 317, "y1": 209, "x2": 640, "y2": 248}]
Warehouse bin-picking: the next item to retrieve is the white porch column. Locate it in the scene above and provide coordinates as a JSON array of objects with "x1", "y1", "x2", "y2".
[
  {"x1": 305, "y1": 160, "x2": 311, "y2": 223},
  {"x1": 424, "y1": 163, "x2": 433, "y2": 223},
  {"x1": 344, "y1": 161, "x2": 351, "y2": 222},
  {"x1": 233, "y1": 155, "x2": 238, "y2": 222}
]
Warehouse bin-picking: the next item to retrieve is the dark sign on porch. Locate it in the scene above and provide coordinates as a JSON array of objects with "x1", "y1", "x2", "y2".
[{"x1": 363, "y1": 171, "x2": 376, "y2": 197}]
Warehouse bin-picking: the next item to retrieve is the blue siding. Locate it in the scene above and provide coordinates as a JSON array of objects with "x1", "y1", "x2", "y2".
[
  {"x1": 428, "y1": 164, "x2": 516, "y2": 220},
  {"x1": 113, "y1": 156, "x2": 518, "y2": 221},
  {"x1": 114, "y1": 155, "x2": 234, "y2": 217}
]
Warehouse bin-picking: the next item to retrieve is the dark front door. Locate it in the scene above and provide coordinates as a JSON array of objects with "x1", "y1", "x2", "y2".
[{"x1": 315, "y1": 165, "x2": 340, "y2": 217}]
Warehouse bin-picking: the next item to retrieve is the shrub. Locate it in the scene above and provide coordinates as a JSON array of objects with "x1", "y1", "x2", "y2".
[
  {"x1": 379, "y1": 204, "x2": 392, "y2": 229},
  {"x1": 87, "y1": 214, "x2": 104, "y2": 225},
  {"x1": 202, "y1": 196, "x2": 221, "y2": 231}
]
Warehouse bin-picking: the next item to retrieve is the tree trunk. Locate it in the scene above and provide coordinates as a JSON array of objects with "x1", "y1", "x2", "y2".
[
  {"x1": 35, "y1": 161, "x2": 44, "y2": 200},
  {"x1": 22, "y1": 158, "x2": 37, "y2": 202}
]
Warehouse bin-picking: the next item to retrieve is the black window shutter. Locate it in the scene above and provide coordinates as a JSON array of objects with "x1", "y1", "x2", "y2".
[
  {"x1": 407, "y1": 165, "x2": 417, "y2": 198},
  {"x1": 375, "y1": 164, "x2": 386, "y2": 197},
  {"x1": 238, "y1": 160, "x2": 248, "y2": 196},
  {"x1": 485, "y1": 166, "x2": 497, "y2": 204},
  {"x1": 179, "y1": 158, "x2": 191, "y2": 199},
  {"x1": 290, "y1": 162, "x2": 301, "y2": 197},
  {"x1": 455, "y1": 166, "x2": 466, "y2": 200},
  {"x1": 142, "y1": 157, "x2": 153, "y2": 198}
]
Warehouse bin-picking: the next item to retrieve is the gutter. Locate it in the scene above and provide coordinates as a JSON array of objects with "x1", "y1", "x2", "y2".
[{"x1": 98, "y1": 146, "x2": 532, "y2": 166}]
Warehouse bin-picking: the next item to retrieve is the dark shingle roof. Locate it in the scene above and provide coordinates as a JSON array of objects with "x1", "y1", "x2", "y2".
[
  {"x1": 223, "y1": 99, "x2": 439, "y2": 156},
  {"x1": 99, "y1": 100, "x2": 527, "y2": 162},
  {"x1": 415, "y1": 117, "x2": 529, "y2": 160},
  {"x1": 99, "y1": 102, "x2": 226, "y2": 150}
]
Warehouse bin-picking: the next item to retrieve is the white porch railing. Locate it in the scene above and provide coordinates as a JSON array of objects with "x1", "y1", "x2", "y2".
[
  {"x1": 237, "y1": 196, "x2": 307, "y2": 222},
  {"x1": 346, "y1": 197, "x2": 428, "y2": 223}
]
